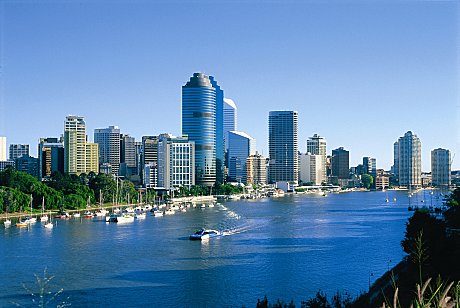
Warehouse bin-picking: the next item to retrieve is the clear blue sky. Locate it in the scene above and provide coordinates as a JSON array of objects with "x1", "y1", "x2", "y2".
[{"x1": 1, "y1": 0, "x2": 458, "y2": 171}]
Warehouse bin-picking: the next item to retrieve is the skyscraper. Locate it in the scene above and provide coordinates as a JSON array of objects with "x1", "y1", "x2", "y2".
[
  {"x1": 120, "y1": 134, "x2": 136, "y2": 177},
  {"x1": 38, "y1": 137, "x2": 64, "y2": 179},
  {"x1": 227, "y1": 131, "x2": 255, "y2": 183},
  {"x1": 0, "y1": 136, "x2": 6, "y2": 161},
  {"x1": 64, "y1": 115, "x2": 98, "y2": 175},
  {"x1": 9, "y1": 144, "x2": 29, "y2": 160},
  {"x1": 94, "y1": 126, "x2": 121, "y2": 175},
  {"x1": 182, "y1": 73, "x2": 216, "y2": 186},
  {"x1": 394, "y1": 131, "x2": 422, "y2": 188},
  {"x1": 223, "y1": 98, "x2": 237, "y2": 150},
  {"x1": 268, "y1": 111, "x2": 299, "y2": 184},
  {"x1": 306, "y1": 134, "x2": 327, "y2": 184},
  {"x1": 331, "y1": 147, "x2": 350, "y2": 179},
  {"x1": 209, "y1": 76, "x2": 225, "y2": 184},
  {"x1": 431, "y1": 148, "x2": 451, "y2": 188}
]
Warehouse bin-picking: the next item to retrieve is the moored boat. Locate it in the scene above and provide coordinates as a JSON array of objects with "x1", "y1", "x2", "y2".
[{"x1": 4, "y1": 219, "x2": 12, "y2": 228}]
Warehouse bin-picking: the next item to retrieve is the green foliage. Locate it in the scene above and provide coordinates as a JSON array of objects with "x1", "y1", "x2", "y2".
[
  {"x1": 0, "y1": 169, "x2": 141, "y2": 211},
  {"x1": 88, "y1": 174, "x2": 116, "y2": 204},
  {"x1": 119, "y1": 180, "x2": 138, "y2": 204},
  {"x1": 64, "y1": 194, "x2": 86, "y2": 210},
  {"x1": 0, "y1": 186, "x2": 30, "y2": 213},
  {"x1": 214, "y1": 183, "x2": 243, "y2": 195},
  {"x1": 360, "y1": 174, "x2": 373, "y2": 189}
]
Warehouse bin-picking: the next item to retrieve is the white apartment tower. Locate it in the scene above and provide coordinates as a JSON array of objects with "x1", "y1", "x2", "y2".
[
  {"x1": 157, "y1": 134, "x2": 195, "y2": 190},
  {"x1": 64, "y1": 115, "x2": 99, "y2": 175},
  {"x1": 431, "y1": 148, "x2": 451, "y2": 188},
  {"x1": 394, "y1": 131, "x2": 422, "y2": 188},
  {"x1": 306, "y1": 134, "x2": 327, "y2": 184}
]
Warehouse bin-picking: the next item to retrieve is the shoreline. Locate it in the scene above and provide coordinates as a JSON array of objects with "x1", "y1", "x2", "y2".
[{"x1": 0, "y1": 195, "x2": 217, "y2": 220}]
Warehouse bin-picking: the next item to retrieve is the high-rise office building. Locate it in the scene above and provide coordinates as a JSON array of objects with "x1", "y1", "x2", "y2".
[
  {"x1": 299, "y1": 153, "x2": 323, "y2": 185},
  {"x1": 64, "y1": 115, "x2": 98, "y2": 175},
  {"x1": 331, "y1": 147, "x2": 350, "y2": 179},
  {"x1": 394, "y1": 131, "x2": 422, "y2": 188},
  {"x1": 142, "y1": 136, "x2": 158, "y2": 166},
  {"x1": 363, "y1": 157, "x2": 377, "y2": 177},
  {"x1": 431, "y1": 148, "x2": 451, "y2": 188},
  {"x1": 223, "y1": 98, "x2": 237, "y2": 150},
  {"x1": 94, "y1": 126, "x2": 121, "y2": 175},
  {"x1": 227, "y1": 131, "x2": 255, "y2": 184},
  {"x1": 9, "y1": 144, "x2": 29, "y2": 160},
  {"x1": 141, "y1": 136, "x2": 159, "y2": 187},
  {"x1": 209, "y1": 76, "x2": 225, "y2": 184},
  {"x1": 157, "y1": 134, "x2": 195, "y2": 190},
  {"x1": 15, "y1": 155, "x2": 39, "y2": 178},
  {"x1": 182, "y1": 73, "x2": 217, "y2": 186},
  {"x1": 120, "y1": 134, "x2": 137, "y2": 177},
  {"x1": 306, "y1": 134, "x2": 327, "y2": 184},
  {"x1": 0, "y1": 136, "x2": 6, "y2": 161},
  {"x1": 268, "y1": 111, "x2": 299, "y2": 184},
  {"x1": 38, "y1": 137, "x2": 64, "y2": 179},
  {"x1": 246, "y1": 152, "x2": 267, "y2": 185}
]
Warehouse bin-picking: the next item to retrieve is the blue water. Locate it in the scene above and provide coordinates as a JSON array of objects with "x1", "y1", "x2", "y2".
[{"x1": 0, "y1": 190, "x2": 442, "y2": 307}]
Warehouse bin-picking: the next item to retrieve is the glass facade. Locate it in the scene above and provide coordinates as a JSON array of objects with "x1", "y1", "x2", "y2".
[
  {"x1": 268, "y1": 111, "x2": 299, "y2": 184},
  {"x1": 182, "y1": 73, "x2": 216, "y2": 186}
]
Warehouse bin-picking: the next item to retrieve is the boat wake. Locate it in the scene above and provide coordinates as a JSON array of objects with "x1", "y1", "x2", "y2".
[{"x1": 216, "y1": 204, "x2": 269, "y2": 237}]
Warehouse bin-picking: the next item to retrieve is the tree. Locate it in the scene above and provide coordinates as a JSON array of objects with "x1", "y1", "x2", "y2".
[
  {"x1": 88, "y1": 174, "x2": 116, "y2": 204},
  {"x1": 361, "y1": 174, "x2": 373, "y2": 189}
]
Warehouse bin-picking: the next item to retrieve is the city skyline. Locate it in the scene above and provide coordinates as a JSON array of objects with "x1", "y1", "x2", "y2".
[{"x1": 1, "y1": 1, "x2": 458, "y2": 171}]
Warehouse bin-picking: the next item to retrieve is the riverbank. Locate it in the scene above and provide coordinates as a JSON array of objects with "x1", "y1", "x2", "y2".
[{"x1": 0, "y1": 195, "x2": 218, "y2": 220}]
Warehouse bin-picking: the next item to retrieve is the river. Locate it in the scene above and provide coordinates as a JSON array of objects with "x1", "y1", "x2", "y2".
[{"x1": 0, "y1": 190, "x2": 442, "y2": 307}]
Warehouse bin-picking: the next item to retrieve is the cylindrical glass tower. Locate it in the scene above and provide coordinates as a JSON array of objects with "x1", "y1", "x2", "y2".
[{"x1": 182, "y1": 73, "x2": 216, "y2": 186}]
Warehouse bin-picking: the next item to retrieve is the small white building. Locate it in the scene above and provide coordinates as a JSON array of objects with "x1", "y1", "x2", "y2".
[{"x1": 299, "y1": 152, "x2": 323, "y2": 185}]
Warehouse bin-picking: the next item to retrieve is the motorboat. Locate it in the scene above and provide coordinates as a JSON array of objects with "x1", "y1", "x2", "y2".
[
  {"x1": 83, "y1": 211, "x2": 93, "y2": 218},
  {"x1": 117, "y1": 213, "x2": 135, "y2": 223},
  {"x1": 40, "y1": 215, "x2": 49, "y2": 222},
  {"x1": 164, "y1": 209, "x2": 175, "y2": 215},
  {"x1": 73, "y1": 212, "x2": 81, "y2": 218},
  {"x1": 136, "y1": 212, "x2": 146, "y2": 219},
  {"x1": 189, "y1": 229, "x2": 221, "y2": 241}
]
